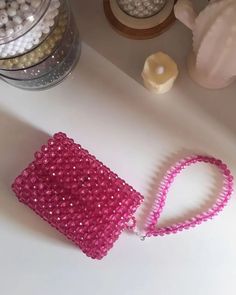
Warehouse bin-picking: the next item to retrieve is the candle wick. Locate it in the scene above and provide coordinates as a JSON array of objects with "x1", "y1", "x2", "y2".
[{"x1": 156, "y1": 65, "x2": 165, "y2": 75}]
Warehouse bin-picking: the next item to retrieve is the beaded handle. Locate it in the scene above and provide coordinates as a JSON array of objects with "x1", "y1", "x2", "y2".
[{"x1": 133, "y1": 155, "x2": 234, "y2": 238}]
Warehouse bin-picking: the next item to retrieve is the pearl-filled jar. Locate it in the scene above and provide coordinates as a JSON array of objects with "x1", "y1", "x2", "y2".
[
  {"x1": 0, "y1": 0, "x2": 80, "y2": 90},
  {"x1": 117, "y1": 0, "x2": 167, "y2": 18},
  {"x1": 104, "y1": 0, "x2": 176, "y2": 39}
]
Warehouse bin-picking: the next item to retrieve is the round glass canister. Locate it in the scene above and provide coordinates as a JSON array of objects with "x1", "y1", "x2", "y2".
[{"x1": 0, "y1": 0, "x2": 80, "y2": 90}]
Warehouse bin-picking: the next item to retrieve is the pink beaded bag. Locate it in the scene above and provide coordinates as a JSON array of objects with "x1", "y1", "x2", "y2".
[{"x1": 12, "y1": 133, "x2": 234, "y2": 259}]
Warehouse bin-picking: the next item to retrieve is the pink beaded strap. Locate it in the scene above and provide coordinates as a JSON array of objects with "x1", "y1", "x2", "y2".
[{"x1": 142, "y1": 155, "x2": 234, "y2": 238}]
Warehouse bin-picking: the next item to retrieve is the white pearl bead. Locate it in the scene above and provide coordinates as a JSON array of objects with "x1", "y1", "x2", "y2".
[
  {"x1": 45, "y1": 12, "x2": 54, "y2": 20},
  {"x1": 48, "y1": 19, "x2": 54, "y2": 27},
  {"x1": 25, "y1": 42, "x2": 32, "y2": 49},
  {"x1": 0, "y1": 11, "x2": 8, "y2": 24},
  {"x1": 13, "y1": 15, "x2": 22, "y2": 24},
  {"x1": 6, "y1": 20, "x2": 14, "y2": 28},
  {"x1": 11, "y1": 1, "x2": 19, "y2": 10},
  {"x1": 7, "y1": 7, "x2": 17, "y2": 17},
  {"x1": 123, "y1": 5, "x2": 129, "y2": 11},
  {"x1": 42, "y1": 27, "x2": 50, "y2": 34},
  {"x1": 6, "y1": 27, "x2": 14, "y2": 36},
  {"x1": 23, "y1": 11, "x2": 32, "y2": 20},
  {"x1": 32, "y1": 38, "x2": 39, "y2": 45},
  {"x1": 51, "y1": 9, "x2": 59, "y2": 18},
  {"x1": 35, "y1": 31, "x2": 42, "y2": 39},
  {"x1": 31, "y1": 0, "x2": 41, "y2": 9},
  {"x1": 0, "y1": 1, "x2": 6, "y2": 9},
  {"x1": 52, "y1": 0, "x2": 60, "y2": 9},
  {"x1": 41, "y1": 22, "x2": 46, "y2": 29},
  {"x1": 134, "y1": 1, "x2": 142, "y2": 7},
  {"x1": 20, "y1": 3, "x2": 29, "y2": 12},
  {"x1": 14, "y1": 24, "x2": 22, "y2": 32},
  {"x1": 18, "y1": 47, "x2": 24, "y2": 53}
]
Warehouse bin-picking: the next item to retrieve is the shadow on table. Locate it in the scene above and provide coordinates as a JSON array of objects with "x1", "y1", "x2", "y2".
[
  {"x1": 176, "y1": 72, "x2": 236, "y2": 138},
  {"x1": 0, "y1": 110, "x2": 72, "y2": 246}
]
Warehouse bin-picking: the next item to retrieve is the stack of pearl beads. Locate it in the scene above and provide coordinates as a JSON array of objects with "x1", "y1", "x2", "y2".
[
  {"x1": 0, "y1": 0, "x2": 60, "y2": 58},
  {"x1": 0, "y1": 8, "x2": 67, "y2": 69},
  {"x1": 117, "y1": 0, "x2": 167, "y2": 18},
  {"x1": 0, "y1": 11, "x2": 80, "y2": 89}
]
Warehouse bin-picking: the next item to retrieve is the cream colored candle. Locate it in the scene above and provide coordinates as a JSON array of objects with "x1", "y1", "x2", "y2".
[{"x1": 142, "y1": 51, "x2": 179, "y2": 94}]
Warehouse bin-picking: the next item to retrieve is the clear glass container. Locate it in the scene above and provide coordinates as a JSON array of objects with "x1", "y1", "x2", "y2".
[{"x1": 0, "y1": 0, "x2": 80, "y2": 90}]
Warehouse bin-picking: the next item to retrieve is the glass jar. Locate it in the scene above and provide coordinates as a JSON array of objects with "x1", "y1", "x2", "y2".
[{"x1": 0, "y1": 0, "x2": 80, "y2": 90}]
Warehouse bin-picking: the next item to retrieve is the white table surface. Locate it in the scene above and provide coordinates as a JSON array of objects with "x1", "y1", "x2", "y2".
[{"x1": 1, "y1": 2, "x2": 236, "y2": 295}]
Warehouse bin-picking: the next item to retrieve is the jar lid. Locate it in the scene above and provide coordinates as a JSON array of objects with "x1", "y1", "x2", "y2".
[{"x1": 0, "y1": 0, "x2": 51, "y2": 45}]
